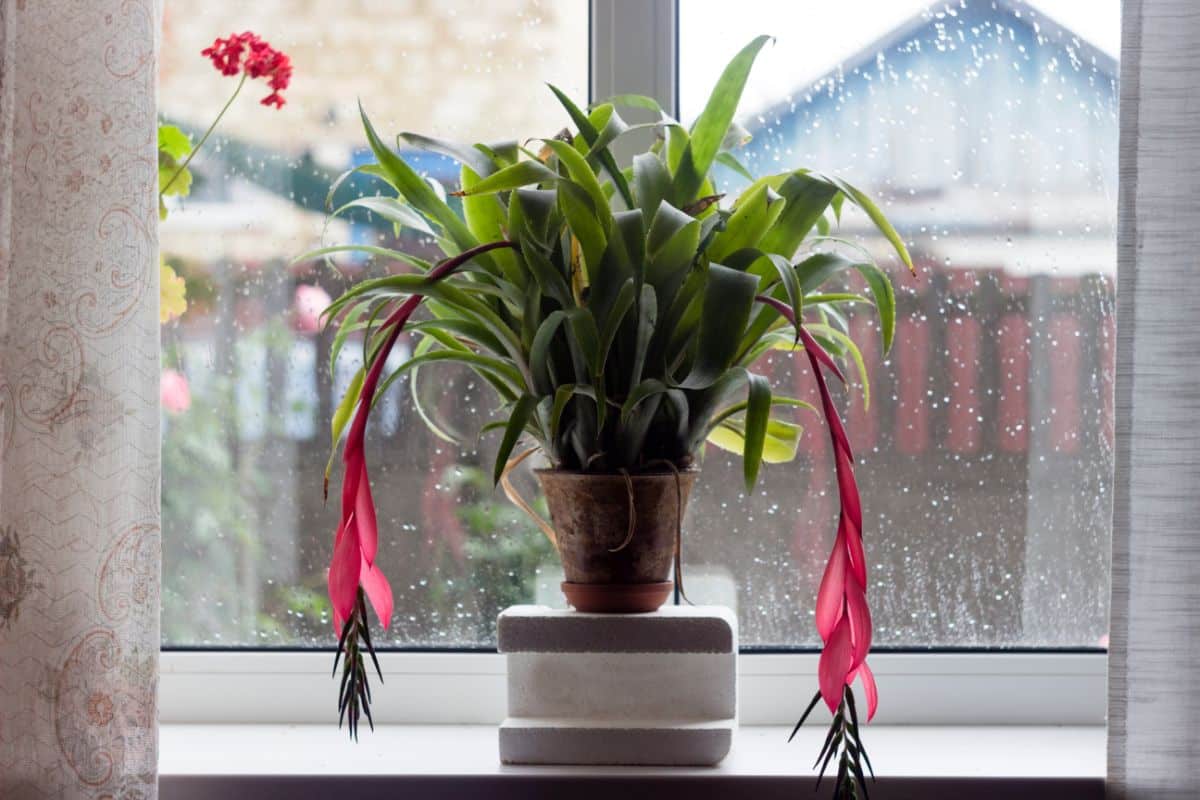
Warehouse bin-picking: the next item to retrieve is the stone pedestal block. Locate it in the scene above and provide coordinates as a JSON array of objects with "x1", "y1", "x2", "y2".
[{"x1": 497, "y1": 605, "x2": 737, "y2": 766}]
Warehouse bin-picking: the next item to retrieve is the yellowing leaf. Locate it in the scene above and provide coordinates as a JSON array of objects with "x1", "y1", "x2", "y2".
[
  {"x1": 570, "y1": 235, "x2": 587, "y2": 305},
  {"x1": 160, "y1": 261, "x2": 187, "y2": 324},
  {"x1": 706, "y1": 417, "x2": 802, "y2": 464}
]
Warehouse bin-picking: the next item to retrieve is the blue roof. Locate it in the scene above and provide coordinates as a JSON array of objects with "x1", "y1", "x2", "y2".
[{"x1": 729, "y1": 0, "x2": 1118, "y2": 199}]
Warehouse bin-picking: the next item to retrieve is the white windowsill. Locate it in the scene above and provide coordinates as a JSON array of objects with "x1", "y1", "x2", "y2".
[
  {"x1": 160, "y1": 723, "x2": 1104, "y2": 798},
  {"x1": 160, "y1": 651, "x2": 1107, "y2": 726}
]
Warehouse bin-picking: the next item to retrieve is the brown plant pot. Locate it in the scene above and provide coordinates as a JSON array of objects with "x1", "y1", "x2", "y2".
[{"x1": 536, "y1": 468, "x2": 698, "y2": 613}]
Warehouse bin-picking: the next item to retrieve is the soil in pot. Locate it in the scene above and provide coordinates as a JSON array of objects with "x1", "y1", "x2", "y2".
[{"x1": 536, "y1": 469, "x2": 697, "y2": 613}]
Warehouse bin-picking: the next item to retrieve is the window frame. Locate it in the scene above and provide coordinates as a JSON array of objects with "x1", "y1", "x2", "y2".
[{"x1": 159, "y1": 0, "x2": 1110, "y2": 727}]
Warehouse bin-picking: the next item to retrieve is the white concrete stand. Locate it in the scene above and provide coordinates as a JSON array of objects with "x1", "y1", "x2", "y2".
[{"x1": 497, "y1": 604, "x2": 737, "y2": 766}]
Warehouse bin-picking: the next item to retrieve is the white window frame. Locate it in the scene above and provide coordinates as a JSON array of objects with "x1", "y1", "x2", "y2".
[{"x1": 159, "y1": 0, "x2": 1108, "y2": 727}]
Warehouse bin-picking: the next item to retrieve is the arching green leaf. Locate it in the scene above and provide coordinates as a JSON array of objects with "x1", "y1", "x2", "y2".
[
  {"x1": 330, "y1": 196, "x2": 434, "y2": 236},
  {"x1": 672, "y1": 35, "x2": 771, "y2": 203},
  {"x1": 493, "y1": 394, "x2": 538, "y2": 485},
  {"x1": 452, "y1": 159, "x2": 558, "y2": 197}
]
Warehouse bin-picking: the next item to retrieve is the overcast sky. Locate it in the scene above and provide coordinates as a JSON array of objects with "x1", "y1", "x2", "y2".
[{"x1": 678, "y1": 0, "x2": 1121, "y2": 117}]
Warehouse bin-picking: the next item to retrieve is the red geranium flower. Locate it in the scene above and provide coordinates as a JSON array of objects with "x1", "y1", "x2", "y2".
[{"x1": 201, "y1": 32, "x2": 293, "y2": 108}]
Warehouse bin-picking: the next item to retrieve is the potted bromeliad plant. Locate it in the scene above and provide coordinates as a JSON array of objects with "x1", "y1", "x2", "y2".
[{"x1": 308, "y1": 36, "x2": 913, "y2": 796}]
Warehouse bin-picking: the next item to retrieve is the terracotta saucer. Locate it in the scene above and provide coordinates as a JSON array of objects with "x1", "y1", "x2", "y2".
[{"x1": 561, "y1": 581, "x2": 674, "y2": 613}]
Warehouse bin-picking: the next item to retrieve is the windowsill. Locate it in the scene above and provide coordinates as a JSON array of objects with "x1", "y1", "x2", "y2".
[{"x1": 160, "y1": 723, "x2": 1104, "y2": 798}]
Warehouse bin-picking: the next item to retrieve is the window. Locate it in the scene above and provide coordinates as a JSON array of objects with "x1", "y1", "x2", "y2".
[{"x1": 161, "y1": 0, "x2": 1117, "y2": 663}]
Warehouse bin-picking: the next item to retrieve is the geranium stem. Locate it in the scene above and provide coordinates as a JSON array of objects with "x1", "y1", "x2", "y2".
[{"x1": 160, "y1": 72, "x2": 248, "y2": 199}]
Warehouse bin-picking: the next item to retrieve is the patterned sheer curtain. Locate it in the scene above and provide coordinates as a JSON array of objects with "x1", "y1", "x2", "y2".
[
  {"x1": 0, "y1": 0, "x2": 160, "y2": 797},
  {"x1": 1109, "y1": 0, "x2": 1200, "y2": 796}
]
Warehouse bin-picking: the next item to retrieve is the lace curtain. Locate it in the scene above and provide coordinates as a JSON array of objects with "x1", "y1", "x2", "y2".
[
  {"x1": 0, "y1": 0, "x2": 160, "y2": 797},
  {"x1": 1109, "y1": 0, "x2": 1200, "y2": 796}
]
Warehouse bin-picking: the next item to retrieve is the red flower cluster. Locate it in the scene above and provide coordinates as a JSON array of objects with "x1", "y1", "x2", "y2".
[{"x1": 201, "y1": 32, "x2": 292, "y2": 108}]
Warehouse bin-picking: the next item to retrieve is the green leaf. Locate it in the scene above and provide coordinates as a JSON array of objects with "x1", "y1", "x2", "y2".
[
  {"x1": 374, "y1": 347, "x2": 524, "y2": 406},
  {"x1": 804, "y1": 292, "x2": 871, "y2": 305},
  {"x1": 630, "y1": 284, "x2": 658, "y2": 388},
  {"x1": 521, "y1": 237, "x2": 573, "y2": 308},
  {"x1": 645, "y1": 201, "x2": 701, "y2": 301},
  {"x1": 851, "y1": 261, "x2": 896, "y2": 353},
  {"x1": 708, "y1": 395, "x2": 816, "y2": 431},
  {"x1": 620, "y1": 378, "x2": 670, "y2": 422},
  {"x1": 557, "y1": 180, "x2": 608, "y2": 284},
  {"x1": 732, "y1": 249, "x2": 802, "y2": 340},
  {"x1": 546, "y1": 83, "x2": 636, "y2": 209},
  {"x1": 598, "y1": 93, "x2": 672, "y2": 117},
  {"x1": 158, "y1": 123, "x2": 193, "y2": 201},
  {"x1": 158, "y1": 123, "x2": 192, "y2": 160},
  {"x1": 597, "y1": 279, "x2": 636, "y2": 373},
  {"x1": 715, "y1": 151, "x2": 755, "y2": 183},
  {"x1": 583, "y1": 103, "x2": 629, "y2": 157},
  {"x1": 709, "y1": 183, "x2": 786, "y2": 262},
  {"x1": 453, "y1": 159, "x2": 559, "y2": 197},
  {"x1": 493, "y1": 395, "x2": 538, "y2": 485},
  {"x1": 330, "y1": 297, "x2": 392, "y2": 372},
  {"x1": 537, "y1": 308, "x2": 600, "y2": 436},
  {"x1": 330, "y1": 367, "x2": 364, "y2": 453},
  {"x1": 408, "y1": 317, "x2": 506, "y2": 358},
  {"x1": 565, "y1": 308, "x2": 601, "y2": 375},
  {"x1": 330, "y1": 196, "x2": 434, "y2": 236},
  {"x1": 509, "y1": 188, "x2": 559, "y2": 246},
  {"x1": 460, "y1": 165, "x2": 523, "y2": 286},
  {"x1": 294, "y1": 244, "x2": 432, "y2": 273},
  {"x1": 541, "y1": 140, "x2": 612, "y2": 228},
  {"x1": 324, "y1": 163, "x2": 393, "y2": 211},
  {"x1": 548, "y1": 383, "x2": 583, "y2": 455},
  {"x1": 672, "y1": 35, "x2": 771, "y2": 203},
  {"x1": 758, "y1": 171, "x2": 840, "y2": 258},
  {"x1": 816, "y1": 174, "x2": 914, "y2": 274},
  {"x1": 742, "y1": 373, "x2": 771, "y2": 490},
  {"x1": 530, "y1": 311, "x2": 568, "y2": 395},
  {"x1": 476, "y1": 140, "x2": 520, "y2": 168},
  {"x1": 359, "y1": 103, "x2": 479, "y2": 252},
  {"x1": 794, "y1": 251, "x2": 862, "y2": 293},
  {"x1": 634, "y1": 153, "x2": 672, "y2": 217},
  {"x1": 678, "y1": 264, "x2": 760, "y2": 389},
  {"x1": 665, "y1": 123, "x2": 690, "y2": 174}
]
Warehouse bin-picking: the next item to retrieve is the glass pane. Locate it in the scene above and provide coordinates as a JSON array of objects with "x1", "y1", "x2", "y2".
[
  {"x1": 678, "y1": 0, "x2": 1118, "y2": 647},
  {"x1": 160, "y1": 1, "x2": 588, "y2": 646}
]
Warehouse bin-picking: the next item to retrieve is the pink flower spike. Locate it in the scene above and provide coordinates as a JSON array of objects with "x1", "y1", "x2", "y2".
[
  {"x1": 795, "y1": 322, "x2": 847, "y2": 385},
  {"x1": 842, "y1": 512, "x2": 868, "y2": 587},
  {"x1": 818, "y1": 615, "x2": 855, "y2": 713},
  {"x1": 328, "y1": 513, "x2": 362, "y2": 630},
  {"x1": 360, "y1": 559, "x2": 394, "y2": 628},
  {"x1": 845, "y1": 570, "x2": 873, "y2": 669},
  {"x1": 325, "y1": 240, "x2": 519, "y2": 639},
  {"x1": 834, "y1": 447, "x2": 863, "y2": 534},
  {"x1": 857, "y1": 662, "x2": 879, "y2": 721},
  {"x1": 814, "y1": 529, "x2": 848, "y2": 640},
  {"x1": 354, "y1": 461, "x2": 379, "y2": 564},
  {"x1": 753, "y1": 295, "x2": 847, "y2": 383}
]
